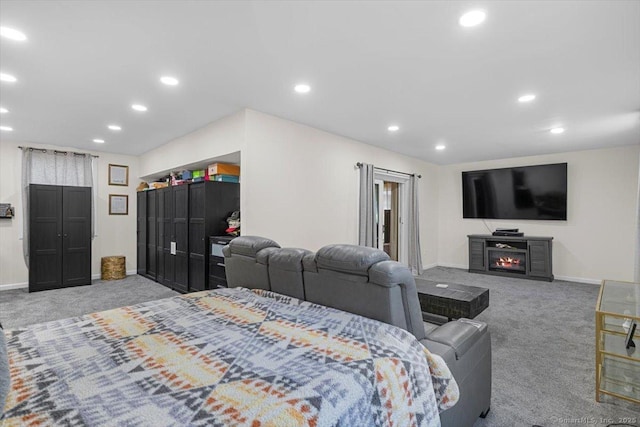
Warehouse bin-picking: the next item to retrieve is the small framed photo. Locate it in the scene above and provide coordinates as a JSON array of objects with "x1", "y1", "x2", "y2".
[
  {"x1": 109, "y1": 194, "x2": 129, "y2": 215},
  {"x1": 109, "y1": 164, "x2": 129, "y2": 186}
]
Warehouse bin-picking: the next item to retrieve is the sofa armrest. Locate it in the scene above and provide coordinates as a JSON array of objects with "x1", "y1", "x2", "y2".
[{"x1": 426, "y1": 319, "x2": 487, "y2": 359}]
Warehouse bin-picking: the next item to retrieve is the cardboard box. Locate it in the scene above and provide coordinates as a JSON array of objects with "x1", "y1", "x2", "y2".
[
  {"x1": 210, "y1": 174, "x2": 240, "y2": 183},
  {"x1": 208, "y1": 163, "x2": 240, "y2": 176}
]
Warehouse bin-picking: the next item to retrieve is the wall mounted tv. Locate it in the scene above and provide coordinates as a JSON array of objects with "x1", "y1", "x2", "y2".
[{"x1": 462, "y1": 163, "x2": 567, "y2": 220}]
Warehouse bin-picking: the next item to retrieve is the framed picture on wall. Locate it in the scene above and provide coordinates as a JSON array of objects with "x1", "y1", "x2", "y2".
[
  {"x1": 108, "y1": 164, "x2": 129, "y2": 186},
  {"x1": 109, "y1": 194, "x2": 128, "y2": 215}
]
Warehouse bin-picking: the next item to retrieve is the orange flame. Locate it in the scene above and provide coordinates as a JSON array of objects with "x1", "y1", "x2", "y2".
[{"x1": 496, "y1": 257, "x2": 521, "y2": 268}]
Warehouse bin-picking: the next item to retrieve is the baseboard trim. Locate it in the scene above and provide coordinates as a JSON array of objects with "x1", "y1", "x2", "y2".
[
  {"x1": 433, "y1": 262, "x2": 468, "y2": 270},
  {"x1": 554, "y1": 275, "x2": 601, "y2": 285},
  {"x1": 92, "y1": 270, "x2": 138, "y2": 280},
  {"x1": 430, "y1": 263, "x2": 601, "y2": 284},
  {"x1": 2, "y1": 270, "x2": 139, "y2": 291},
  {"x1": 0, "y1": 282, "x2": 28, "y2": 291}
]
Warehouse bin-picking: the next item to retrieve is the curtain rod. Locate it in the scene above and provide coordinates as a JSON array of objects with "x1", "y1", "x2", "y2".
[
  {"x1": 18, "y1": 146, "x2": 99, "y2": 158},
  {"x1": 356, "y1": 162, "x2": 421, "y2": 179}
]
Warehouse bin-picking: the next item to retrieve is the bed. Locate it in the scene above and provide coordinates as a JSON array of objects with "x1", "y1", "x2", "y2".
[{"x1": 1, "y1": 287, "x2": 458, "y2": 426}]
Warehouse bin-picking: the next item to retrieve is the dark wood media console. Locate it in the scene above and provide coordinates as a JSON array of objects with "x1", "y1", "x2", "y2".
[{"x1": 468, "y1": 234, "x2": 553, "y2": 281}]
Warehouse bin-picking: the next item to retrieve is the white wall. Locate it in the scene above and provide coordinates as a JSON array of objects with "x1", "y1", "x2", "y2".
[
  {"x1": 137, "y1": 108, "x2": 439, "y2": 265},
  {"x1": 242, "y1": 110, "x2": 440, "y2": 266},
  {"x1": 437, "y1": 145, "x2": 640, "y2": 283},
  {"x1": 138, "y1": 110, "x2": 246, "y2": 178},
  {"x1": 0, "y1": 140, "x2": 139, "y2": 288},
  {"x1": 5, "y1": 111, "x2": 633, "y2": 288}
]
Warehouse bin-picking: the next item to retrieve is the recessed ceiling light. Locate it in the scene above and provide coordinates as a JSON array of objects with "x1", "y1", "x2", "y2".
[
  {"x1": 459, "y1": 10, "x2": 486, "y2": 27},
  {"x1": 93, "y1": 139, "x2": 105, "y2": 143},
  {"x1": 0, "y1": 72, "x2": 17, "y2": 83},
  {"x1": 0, "y1": 26, "x2": 27, "y2": 41},
  {"x1": 550, "y1": 127, "x2": 565, "y2": 134},
  {"x1": 131, "y1": 104, "x2": 148, "y2": 112},
  {"x1": 518, "y1": 94, "x2": 536, "y2": 103},
  {"x1": 160, "y1": 76, "x2": 179, "y2": 86},
  {"x1": 108, "y1": 124, "x2": 122, "y2": 131},
  {"x1": 0, "y1": 125, "x2": 13, "y2": 132},
  {"x1": 0, "y1": 107, "x2": 8, "y2": 114},
  {"x1": 294, "y1": 84, "x2": 311, "y2": 94},
  {"x1": 435, "y1": 144, "x2": 446, "y2": 150},
  {"x1": 388, "y1": 125, "x2": 400, "y2": 132}
]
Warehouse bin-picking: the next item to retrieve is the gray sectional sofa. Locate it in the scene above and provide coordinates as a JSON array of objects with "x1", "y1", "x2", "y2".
[{"x1": 223, "y1": 236, "x2": 492, "y2": 427}]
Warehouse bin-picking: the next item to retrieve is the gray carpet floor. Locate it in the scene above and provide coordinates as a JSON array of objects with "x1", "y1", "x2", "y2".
[
  {"x1": 1, "y1": 269, "x2": 639, "y2": 426},
  {"x1": 417, "y1": 267, "x2": 640, "y2": 427},
  {"x1": 0, "y1": 275, "x2": 178, "y2": 328}
]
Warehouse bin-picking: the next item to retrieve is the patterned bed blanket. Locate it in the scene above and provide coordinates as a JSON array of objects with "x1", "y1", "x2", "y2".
[{"x1": 1, "y1": 288, "x2": 458, "y2": 426}]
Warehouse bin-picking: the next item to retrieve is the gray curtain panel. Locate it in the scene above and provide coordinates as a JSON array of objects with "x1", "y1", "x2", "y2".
[
  {"x1": 407, "y1": 175, "x2": 423, "y2": 275},
  {"x1": 636, "y1": 150, "x2": 640, "y2": 283},
  {"x1": 21, "y1": 148, "x2": 93, "y2": 267},
  {"x1": 358, "y1": 163, "x2": 376, "y2": 247}
]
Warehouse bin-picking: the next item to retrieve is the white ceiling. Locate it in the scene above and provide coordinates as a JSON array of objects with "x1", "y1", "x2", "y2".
[{"x1": 0, "y1": 0, "x2": 638, "y2": 165}]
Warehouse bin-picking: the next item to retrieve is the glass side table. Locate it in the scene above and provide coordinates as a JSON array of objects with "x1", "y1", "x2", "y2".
[{"x1": 596, "y1": 280, "x2": 640, "y2": 404}]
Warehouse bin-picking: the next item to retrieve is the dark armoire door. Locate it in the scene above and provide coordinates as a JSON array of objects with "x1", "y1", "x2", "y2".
[
  {"x1": 173, "y1": 185, "x2": 189, "y2": 293},
  {"x1": 61, "y1": 186, "x2": 92, "y2": 287},
  {"x1": 162, "y1": 187, "x2": 174, "y2": 288},
  {"x1": 156, "y1": 188, "x2": 165, "y2": 285},
  {"x1": 146, "y1": 190, "x2": 157, "y2": 279},
  {"x1": 29, "y1": 184, "x2": 91, "y2": 292},
  {"x1": 137, "y1": 191, "x2": 147, "y2": 275},
  {"x1": 188, "y1": 183, "x2": 206, "y2": 292},
  {"x1": 189, "y1": 181, "x2": 240, "y2": 292},
  {"x1": 29, "y1": 185, "x2": 63, "y2": 291}
]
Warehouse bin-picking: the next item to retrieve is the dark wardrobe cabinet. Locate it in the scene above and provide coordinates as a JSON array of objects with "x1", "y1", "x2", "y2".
[
  {"x1": 137, "y1": 181, "x2": 239, "y2": 293},
  {"x1": 29, "y1": 184, "x2": 92, "y2": 292},
  {"x1": 136, "y1": 191, "x2": 146, "y2": 276}
]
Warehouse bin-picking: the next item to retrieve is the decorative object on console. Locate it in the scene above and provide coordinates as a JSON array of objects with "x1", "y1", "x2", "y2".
[{"x1": 492, "y1": 228, "x2": 524, "y2": 237}]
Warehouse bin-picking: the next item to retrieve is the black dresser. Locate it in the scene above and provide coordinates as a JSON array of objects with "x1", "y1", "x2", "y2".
[{"x1": 209, "y1": 235, "x2": 235, "y2": 288}]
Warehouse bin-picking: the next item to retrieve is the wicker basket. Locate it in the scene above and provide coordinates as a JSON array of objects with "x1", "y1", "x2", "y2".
[{"x1": 101, "y1": 256, "x2": 126, "y2": 280}]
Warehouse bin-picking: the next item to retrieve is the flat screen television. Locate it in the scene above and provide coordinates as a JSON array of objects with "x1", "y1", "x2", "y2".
[{"x1": 462, "y1": 163, "x2": 567, "y2": 220}]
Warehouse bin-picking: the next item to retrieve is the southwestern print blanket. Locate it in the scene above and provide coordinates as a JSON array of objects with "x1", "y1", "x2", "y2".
[{"x1": 2, "y1": 287, "x2": 458, "y2": 426}]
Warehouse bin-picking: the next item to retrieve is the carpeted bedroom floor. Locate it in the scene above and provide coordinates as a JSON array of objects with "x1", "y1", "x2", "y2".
[
  {"x1": 1, "y1": 268, "x2": 639, "y2": 426},
  {"x1": 0, "y1": 275, "x2": 178, "y2": 328}
]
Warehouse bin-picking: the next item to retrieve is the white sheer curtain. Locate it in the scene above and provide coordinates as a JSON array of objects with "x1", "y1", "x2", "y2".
[
  {"x1": 358, "y1": 163, "x2": 376, "y2": 247},
  {"x1": 22, "y1": 148, "x2": 93, "y2": 267},
  {"x1": 407, "y1": 175, "x2": 423, "y2": 275}
]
